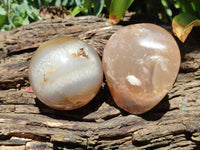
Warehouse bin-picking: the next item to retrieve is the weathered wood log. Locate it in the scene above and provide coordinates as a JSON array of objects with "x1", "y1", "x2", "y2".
[{"x1": 0, "y1": 15, "x2": 200, "y2": 150}]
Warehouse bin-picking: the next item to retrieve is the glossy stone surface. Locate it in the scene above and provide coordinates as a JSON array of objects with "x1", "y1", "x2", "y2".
[
  {"x1": 29, "y1": 37, "x2": 103, "y2": 110},
  {"x1": 103, "y1": 23, "x2": 181, "y2": 114}
]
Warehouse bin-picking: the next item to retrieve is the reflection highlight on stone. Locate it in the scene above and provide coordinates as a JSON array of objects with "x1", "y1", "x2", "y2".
[{"x1": 139, "y1": 39, "x2": 166, "y2": 50}]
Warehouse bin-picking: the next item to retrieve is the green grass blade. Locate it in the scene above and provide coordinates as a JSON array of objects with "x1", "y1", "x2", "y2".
[
  {"x1": 82, "y1": 0, "x2": 92, "y2": 14},
  {"x1": 176, "y1": 0, "x2": 195, "y2": 15},
  {"x1": 0, "y1": 6, "x2": 7, "y2": 27},
  {"x1": 71, "y1": 6, "x2": 81, "y2": 16},
  {"x1": 94, "y1": 0, "x2": 104, "y2": 16},
  {"x1": 109, "y1": 0, "x2": 134, "y2": 24},
  {"x1": 75, "y1": 0, "x2": 92, "y2": 15},
  {"x1": 75, "y1": 0, "x2": 83, "y2": 8},
  {"x1": 192, "y1": 0, "x2": 200, "y2": 16}
]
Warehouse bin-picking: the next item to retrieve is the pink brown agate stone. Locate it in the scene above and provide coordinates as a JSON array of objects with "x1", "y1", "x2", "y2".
[{"x1": 103, "y1": 23, "x2": 181, "y2": 114}]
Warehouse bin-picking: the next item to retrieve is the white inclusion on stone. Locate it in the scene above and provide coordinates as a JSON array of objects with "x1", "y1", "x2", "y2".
[
  {"x1": 126, "y1": 75, "x2": 141, "y2": 86},
  {"x1": 150, "y1": 55, "x2": 162, "y2": 61},
  {"x1": 137, "y1": 58, "x2": 144, "y2": 64},
  {"x1": 151, "y1": 55, "x2": 169, "y2": 71},
  {"x1": 160, "y1": 58, "x2": 169, "y2": 71},
  {"x1": 139, "y1": 39, "x2": 166, "y2": 50},
  {"x1": 143, "y1": 67, "x2": 149, "y2": 74}
]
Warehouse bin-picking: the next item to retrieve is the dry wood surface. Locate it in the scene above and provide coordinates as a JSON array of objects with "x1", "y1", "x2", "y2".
[{"x1": 0, "y1": 15, "x2": 200, "y2": 150}]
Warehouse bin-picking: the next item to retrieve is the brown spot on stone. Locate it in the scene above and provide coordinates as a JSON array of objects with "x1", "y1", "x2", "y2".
[
  {"x1": 47, "y1": 69, "x2": 57, "y2": 74},
  {"x1": 71, "y1": 48, "x2": 88, "y2": 59},
  {"x1": 43, "y1": 74, "x2": 47, "y2": 82}
]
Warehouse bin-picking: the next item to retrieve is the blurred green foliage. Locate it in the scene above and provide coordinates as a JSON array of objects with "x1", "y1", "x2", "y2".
[
  {"x1": 0, "y1": 0, "x2": 105, "y2": 31},
  {"x1": 74, "y1": 0, "x2": 104, "y2": 16},
  {"x1": 0, "y1": 0, "x2": 200, "y2": 42},
  {"x1": 0, "y1": 0, "x2": 41, "y2": 31}
]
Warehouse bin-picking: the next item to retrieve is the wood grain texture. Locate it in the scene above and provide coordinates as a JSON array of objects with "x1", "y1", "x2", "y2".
[{"x1": 0, "y1": 15, "x2": 199, "y2": 150}]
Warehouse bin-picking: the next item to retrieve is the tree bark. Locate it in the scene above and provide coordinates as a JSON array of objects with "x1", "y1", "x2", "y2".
[{"x1": 0, "y1": 15, "x2": 199, "y2": 150}]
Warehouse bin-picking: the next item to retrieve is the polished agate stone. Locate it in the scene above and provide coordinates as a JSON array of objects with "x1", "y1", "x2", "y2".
[
  {"x1": 29, "y1": 37, "x2": 103, "y2": 110},
  {"x1": 103, "y1": 23, "x2": 181, "y2": 114}
]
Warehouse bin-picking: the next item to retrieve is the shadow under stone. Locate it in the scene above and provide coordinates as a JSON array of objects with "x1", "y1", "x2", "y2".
[
  {"x1": 35, "y1": 80, "x2": 170, "y2": 122},
  {"x1": 35, "y1": 86, "x2": 107, "y2": 121},
  {"x1": 113, "y1": 94, "x2": 170, "y2": 121},
  {"x1": 139, "y1": 95, "x2": 170, "y2": 121}
]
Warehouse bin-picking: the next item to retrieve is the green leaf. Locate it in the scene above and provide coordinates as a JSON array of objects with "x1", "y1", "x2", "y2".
[
  {"x1": 12, "y1": 15, "x2": 23, "y2": 26},
  {"x1": 75, "y1": 0, "x2": 89, "y2": 14},
  {"x1": 75, "y1": 0, "x2": 84, "y2": 8},
  {"x1": 172, "y1": 12, "x2": 200, "y2": 42},
  {"x1": 68, "y1": 0, "x2": 76, "y2": 7},
  {"x1": 192, "y1": 0, "x2": 200, "y2": 16},
  {"x1": 71, "y1": 6, "x2": 81, "y2": 16},
  {"x1": 85, "y1": 0, "x2": 93, "y2": 14},
  {"x1": 161, "y1": 0, "x2": 172, "y2": 18},
  {"x1": 47, "y1": 0, "x2": 53, "y2": 4},
  {"x1": 37, "y1": 0, "x2": 42, "y2": 8},
  {"x1": 76, "y1": 0, "x2": 102, "y2": 15},
  {"x1": 0, "y1": 6, "x2": 7, "y2": 27},
  {"x1": 55, "y1": 0, "x2": 61, "y2": 6},
  {"x1": 21, "y1": 15, "x2": 30, "y2": 25},
  {"x1": 62, "y1": 0, "x2": 69, "y2": 6},
  {"x1": 24, "y1": 2, "x2": 35, "y2": 19},
  {"x1": 109, "y1": 0, "x2": 134, "y2": 24},
  {"x1": 12, "y1": 3, "x2": 23, "y2": 17},
  {"x1": 93, "y1": 0, "x2": 104, "y2": 16},
  {"x1": 0, "y1": 6, "x2": 6, "y2": 15},
  {"x1": 82, "y1": 0, "x2": 92, "y2": 8}
]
